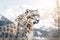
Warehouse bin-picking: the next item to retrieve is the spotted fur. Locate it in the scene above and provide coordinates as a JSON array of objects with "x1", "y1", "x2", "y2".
[{"x1": 0, "y1": 9, "x2": 40, "y2": 40}]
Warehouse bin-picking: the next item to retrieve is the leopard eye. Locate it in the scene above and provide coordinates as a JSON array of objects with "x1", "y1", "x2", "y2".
[{"x1": 27, "y1": 16, "x2": 34, "y2": 19}]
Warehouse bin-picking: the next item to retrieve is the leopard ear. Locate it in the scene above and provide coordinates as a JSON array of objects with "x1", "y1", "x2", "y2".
[{"x1": 26, "y1": 9, "x2": 31, "y2": 13}]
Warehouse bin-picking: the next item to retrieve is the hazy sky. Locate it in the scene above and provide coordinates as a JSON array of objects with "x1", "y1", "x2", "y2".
[
  {"x1": 0, "y1": 0, "x2": 58, "y2": 30},
  {"x1": 0, "y1": 0, "x2": 56, "y2": 21}
]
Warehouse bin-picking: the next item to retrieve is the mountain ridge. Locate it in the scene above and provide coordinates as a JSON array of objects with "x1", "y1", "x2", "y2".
[{"x1": 0, "y1": 14, "x2": 12, "y2": 26}]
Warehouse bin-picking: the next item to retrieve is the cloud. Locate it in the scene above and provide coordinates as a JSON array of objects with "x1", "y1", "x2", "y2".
[
  {"x1": 21, "y1": 4, "x2": 37, "y2": 10},
  {"x1": 0, "y1": 5, "x2": 24, "y2": 22}
]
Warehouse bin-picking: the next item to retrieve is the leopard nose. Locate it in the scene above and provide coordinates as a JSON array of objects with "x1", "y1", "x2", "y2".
[
  {"x1": 37, "y1": 20, "x2": 39, "y2": 22},
  {"x1": 33, "y1": 20, "x2": 39, "y2": 24}
]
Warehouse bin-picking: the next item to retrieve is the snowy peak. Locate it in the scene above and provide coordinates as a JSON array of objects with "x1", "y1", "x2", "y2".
[{"x1": 0, "y1": 14, "x2": 12, "y2": 26}]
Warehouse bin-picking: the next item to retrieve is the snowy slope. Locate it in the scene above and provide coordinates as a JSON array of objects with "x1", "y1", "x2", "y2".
[{"x1": 0, "y1": 14, "x2": 12, "y2": 26}]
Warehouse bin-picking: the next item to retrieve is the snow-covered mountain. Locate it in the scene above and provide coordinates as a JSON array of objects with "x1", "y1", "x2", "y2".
[{"x1": 0, "y1": 14, "x2": 12, "y2": 26}]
